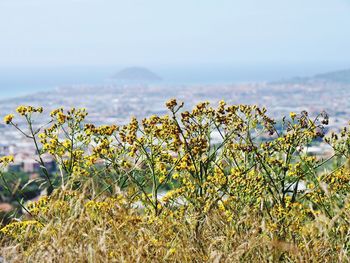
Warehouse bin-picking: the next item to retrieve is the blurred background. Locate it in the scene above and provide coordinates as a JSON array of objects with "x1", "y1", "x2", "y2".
[{"x1": 0, "y1": 0, "x2": 349, "y2": 98}]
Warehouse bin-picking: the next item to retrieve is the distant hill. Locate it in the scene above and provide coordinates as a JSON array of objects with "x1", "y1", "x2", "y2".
[
  {"x1": 274, "y1": 68, "x2": 350, "y2": 85},
  {"x1": 112, "y1": 67, "x2": 162, "y2": 83},
  {"x1": 313, "y1": 69, "x2": 350, "y2": 83}
]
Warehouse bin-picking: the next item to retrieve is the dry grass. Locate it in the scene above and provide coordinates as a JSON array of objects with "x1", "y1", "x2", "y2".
[{"x1": 1, "y1": 190, "x2": 349, "y2": 262}]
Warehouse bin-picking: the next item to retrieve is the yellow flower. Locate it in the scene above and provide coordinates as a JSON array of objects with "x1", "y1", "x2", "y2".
[
  {"x1": 57, "y1": 112, "x2": 67, "y2": 124},
  {"x1": 16, "y1": 105, "x2": 28, "y2": 115},
  {"x1": 159, "y1": 175, "x2": 166, "y2": 184},
  {"x1": 0, "y1": 155, "x2": 14, "y2": 165},
  {"x1": 3, "y1": 114, "x2": 14, "y2": 124},
  {"x1": 38, "y1": 133, "x2": 46, "y2": 139},
  {"x1": 290, "y1": 112, "x2": 297, "y2": 119},
  {"x1": 36, "y1": 107, "x2": 43, "y2": 113},
  {"x1": 173, "y1": 173, "x2": 179, "y2": 179},
  {"x1": 166, "y1": 98, "x2": 178, "y2": 110}
]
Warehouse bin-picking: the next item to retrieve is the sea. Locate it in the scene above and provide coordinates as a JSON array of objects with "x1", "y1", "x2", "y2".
[{"x1": 0, "y1": 64, "x2": 346, "y2": 100}]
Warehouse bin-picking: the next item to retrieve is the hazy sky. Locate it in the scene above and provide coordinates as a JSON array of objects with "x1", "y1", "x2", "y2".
[{"x1": 0, "y1": 0, "x2": 349, "y2": 69}]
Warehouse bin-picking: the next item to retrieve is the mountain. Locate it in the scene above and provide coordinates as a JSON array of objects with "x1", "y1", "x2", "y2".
[
  {"x1": 277, "y1": 68, "x2": 350, "y2": 84},
  {"x1": 112, "y1": 67, "x2": 162, "y2": 83},
  {"x1": 313, "y1": 69, "x2": 350, "y2": 83}
]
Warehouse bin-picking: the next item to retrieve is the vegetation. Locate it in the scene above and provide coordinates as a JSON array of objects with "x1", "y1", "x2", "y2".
[{"x1": 1, "y1": 100, "x2": 350, "y2": 262}]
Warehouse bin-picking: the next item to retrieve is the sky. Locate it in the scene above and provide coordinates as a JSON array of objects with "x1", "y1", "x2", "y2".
[{"x1": 0, "y1": 0, "x2": 349, "y2": 70}]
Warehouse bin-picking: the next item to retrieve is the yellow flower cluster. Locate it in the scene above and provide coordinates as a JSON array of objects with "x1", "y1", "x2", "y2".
[
  {"x1": 0, "y1": 220, "x2": 43, "y2": 241},
  {"x1": 27, "y1": 196, "x2": 50, "y2": 216},
  {"x1": 16, "y1": 105, "x2": 43, "y2": 116},
  {"x1": 0, "y1": 155, "x2": 14, "y2": 166},
  {"x1": 85, "y1": 124, "x2": 118, "y2": 136}
]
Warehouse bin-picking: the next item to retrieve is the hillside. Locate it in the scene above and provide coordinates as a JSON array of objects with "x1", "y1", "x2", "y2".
[
  {"x1": 313, "y1": 69, "x2": 350, "y2": 83},
  {"x1": 278, "y1": 68, "x2": 350, "y2": 84}
]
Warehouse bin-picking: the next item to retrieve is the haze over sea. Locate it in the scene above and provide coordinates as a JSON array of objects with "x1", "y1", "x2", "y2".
[{"x1": 0, "y1": 62, "x2": 348, "y2": 100}]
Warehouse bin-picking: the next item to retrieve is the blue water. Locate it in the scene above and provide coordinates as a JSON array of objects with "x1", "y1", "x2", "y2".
[
  {"x1": 0, "y1": 64, "x2": 348, "y2": 99},
  {"x1": 0, "y1": 67, "x2": 110, "y2": 99}
]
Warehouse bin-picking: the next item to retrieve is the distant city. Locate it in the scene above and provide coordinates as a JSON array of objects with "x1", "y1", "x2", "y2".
[{"x1": 1, "y1": 67, "x2": 350, "y2": 174}]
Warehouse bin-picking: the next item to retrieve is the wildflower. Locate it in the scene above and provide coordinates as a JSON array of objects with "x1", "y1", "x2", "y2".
[
  {"x1": 0, "y1": 155, "x2": 14, "y2": 165},
  {"x1": 16, "y1": 105, "x2": 28, "y2": 115},
  {"x1": 290, "y1": 112, "x2": 297, "y2": 119},
  {"x1": 0, "y1": 220, "x2": 43, "y2": 240},
  {"x1": 3, "y1": 114, "x2": 14, "y2": 124},
  {"x1": 159, "y1": 175, "x2": 166, "y2": 184},
  {"x1": 50, "y1": 108, "x2": 62, "y2": 117},
  {"x1": 166, "y1": 98, "x2": 178, "y2": 111},
  {"x1": 57, "y1": 112, "x2": 66, "y2": 124}
]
